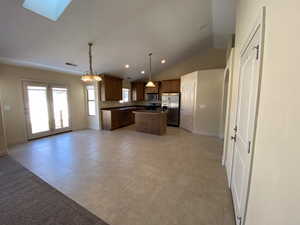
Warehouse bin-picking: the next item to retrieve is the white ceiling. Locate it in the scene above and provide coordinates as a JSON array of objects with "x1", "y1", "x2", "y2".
[{"x1": 0, "y1": 0, "x2": 235, "y2": 79}]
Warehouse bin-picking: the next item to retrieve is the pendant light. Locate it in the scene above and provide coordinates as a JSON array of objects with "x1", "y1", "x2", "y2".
[
  {"x1": 81, "y1": 43, "x2": 102, "y2": 82},
  {"x1": 145, "y1": 53, "x2": 155, "y2": 88}
]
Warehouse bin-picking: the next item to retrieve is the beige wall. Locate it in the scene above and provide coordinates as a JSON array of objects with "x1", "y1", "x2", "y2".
[
  {"x1": 181, "y1": 69, "x2": 224, "y2": 137},
  {"x1": 0, "y1": 64, "x2": 88, "y2": 146},
  {"x1": 194, "y1": 69, "x2": 224, "y2": 137},
  {"x1": 153, "y1": 48, "x2": 226, "y2": 81},
  {"x1": 228, "y1": 1, "x2": 300, "y2": 225}
]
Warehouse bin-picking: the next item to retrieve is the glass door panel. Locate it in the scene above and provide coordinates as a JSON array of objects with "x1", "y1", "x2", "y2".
[
  {"x1": 24, "y1": 82, "x2": 71, "y2": 140},
  {"x1": 26, "y1": 85, "x2": 51, "y2": 137},
  {"x1": 52, "y1": 87, "x2": 70, "y2": 130}
]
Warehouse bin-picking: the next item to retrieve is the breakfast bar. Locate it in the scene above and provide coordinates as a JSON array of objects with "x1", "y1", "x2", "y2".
[{"x1": 133, "y1": 110, "x2": 167, "y2": 135}]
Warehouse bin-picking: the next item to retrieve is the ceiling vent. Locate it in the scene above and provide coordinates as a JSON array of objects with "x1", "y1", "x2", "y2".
[{"x1": 65, "y1": 62, "x2": 77, "y2": 67}]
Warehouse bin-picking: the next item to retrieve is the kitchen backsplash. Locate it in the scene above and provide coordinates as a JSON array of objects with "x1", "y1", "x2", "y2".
[{"x1": 100, "y1": 101, "x2": 133, "y2": 108}]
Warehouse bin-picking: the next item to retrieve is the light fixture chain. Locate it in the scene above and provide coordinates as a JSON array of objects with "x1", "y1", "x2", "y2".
[
  {"x1": 89, "y1": 43, "x2": 94, "y2": 75},
  {"x1": 149, "y1": 53, "x2": 152, "y2": 81}
]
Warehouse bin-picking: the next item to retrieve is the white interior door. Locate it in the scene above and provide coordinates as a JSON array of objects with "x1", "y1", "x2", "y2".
[
  {"x1": 24, "y1": 82, "x2": 71, "y2": 139},
  {"x1": 180, "y1": 73, "x2": 197, "y2": 132},
  {"x1": 0, "y1": 102, "x2": 7, "y2": 155},
  {"x1": 231, "y1": 27, "x2": 262, "y2": 225}
]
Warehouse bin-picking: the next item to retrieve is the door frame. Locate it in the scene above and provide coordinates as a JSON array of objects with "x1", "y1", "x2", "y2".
[
  {"x1": 221, "y1": 56, "x2": 234, "y2": 168},
  {"x1": 219, "y1": 67, "x2": 230, "y2": 139},
  {"x1": 229, "y1": 7, "x2": 266, "y2": 225},
  {"x1": 0, "y1": 97, "x2": 8, "y2": 156},
  {"x1": 22, "y1": 80, "x2": 72, "y2": 140}
]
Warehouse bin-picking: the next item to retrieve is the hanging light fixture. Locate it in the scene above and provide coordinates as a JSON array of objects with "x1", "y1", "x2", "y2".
[
  {"x1": 145, "y1": 53, "x2": 155, "y2": 88},
  {"x1": 81, "y1": 43, "x2": 102, "y2": 82}
]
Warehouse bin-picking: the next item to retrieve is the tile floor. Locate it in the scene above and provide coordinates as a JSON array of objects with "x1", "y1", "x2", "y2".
[{"x1": 9, "y1": 126, "x2": 235, "y2": 225}]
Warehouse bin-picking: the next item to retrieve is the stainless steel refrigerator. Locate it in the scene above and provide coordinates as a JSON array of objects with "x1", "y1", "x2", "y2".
[{"x1": 161, "y1": 93, "x2": 180, "y2": 127}]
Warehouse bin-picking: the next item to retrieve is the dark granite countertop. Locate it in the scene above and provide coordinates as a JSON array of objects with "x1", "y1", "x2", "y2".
[
  {"x1": 133, "y1": 110, "x2": 167, "y2": 114},
  {"x1": 101, "y1": 104, "x2": 161, "y2": 111},
  {"x1": 101, "y1": 105, "x2": 146, "y2": 110}
]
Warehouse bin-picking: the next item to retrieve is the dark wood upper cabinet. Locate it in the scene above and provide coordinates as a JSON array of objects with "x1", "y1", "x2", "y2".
[
  {"x1": 160, "y1": 79, "x2": 181, "y2": 93},
  {"x1": 145, "y1": 81, "x2": 160, "y2": 94},
  {"x1": 101, "y1": 75, "x2": 123, "y2": 101},
  {"x1": 131, "y1": 82, "x2": 145, "y2": 101}
]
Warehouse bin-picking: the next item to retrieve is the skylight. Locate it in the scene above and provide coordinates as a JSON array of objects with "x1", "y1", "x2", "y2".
[{"x1": 23, "y1": 0, "x2": 72, "y2": 21}]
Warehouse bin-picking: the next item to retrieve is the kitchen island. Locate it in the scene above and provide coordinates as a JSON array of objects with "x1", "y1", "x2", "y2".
[{"x1": 133, "y1": 110, "x2": 167, "y2": 135}]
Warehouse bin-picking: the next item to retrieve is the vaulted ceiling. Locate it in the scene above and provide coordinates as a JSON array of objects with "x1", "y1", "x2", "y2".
[{"x1": 0, "y1": 0, "x2": 235, "y2": 79}]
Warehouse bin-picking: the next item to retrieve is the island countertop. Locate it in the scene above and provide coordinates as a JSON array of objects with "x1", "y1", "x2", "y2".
[
  {"x1": 133, "y1": 110, "x2": 167, "y2": 135},
  {"x1": 133, "y1": 110, "x2": 167, "y2": 114}
]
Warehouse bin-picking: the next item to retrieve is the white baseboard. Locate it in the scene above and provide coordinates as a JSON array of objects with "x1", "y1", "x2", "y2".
[{"x1": 193, "y1": 130, "x2": 219, "y2": 137}]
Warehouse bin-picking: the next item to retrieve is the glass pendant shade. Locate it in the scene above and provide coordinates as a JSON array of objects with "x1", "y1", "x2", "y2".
[
  {"x1": 81, "y1": 75, "x2": 102, "y2": 82},
  {"x1": 93, "y1": 75, "x2": 102, "y2": 81},
  {"x1": 146, "y1": 81, "x2": 155, "y2": 88},
  {"x1": 145, "y1": 53, "x2": 155, "y2": 88}
]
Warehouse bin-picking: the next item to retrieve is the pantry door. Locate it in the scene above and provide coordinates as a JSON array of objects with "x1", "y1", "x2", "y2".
[{"x1": 231, "y1": 14, "x2": 264, "y2": 225}]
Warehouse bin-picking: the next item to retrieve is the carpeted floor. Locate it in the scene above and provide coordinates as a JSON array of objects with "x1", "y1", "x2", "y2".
[{"x1": 0, "y1": 156, "x2": 109, "y2": 225}]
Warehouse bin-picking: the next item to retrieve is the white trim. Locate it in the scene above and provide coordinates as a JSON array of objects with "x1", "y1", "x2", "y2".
[
  {"x1": 221, "y1": 48, "x2": 235, "y2": 171},
  {"x1": 240, "y1": 8, "x2": 265, "y2": 57},
  {"x1": 194, "y1": 130, "x2": 220, "y2": 137},
  {"x1": 219, "y1": 67, "x2": 230, "y2": 138},
  {"x1": 0, "y1": 57, "x2": 82, "y2": 75},
  {"x1": 0, "y1": 98, "x2": 8, "y2": 155}
]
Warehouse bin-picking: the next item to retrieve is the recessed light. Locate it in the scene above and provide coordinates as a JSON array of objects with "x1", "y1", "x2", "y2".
[
  {"x1": 125, "y1": 64, "x2": 130, "y2": 68},
  {"x1": 141, "y1": 70, "x2": 145, "y2": 74},
  {"x1": 161, "y1": 59, "x2": 166, "y2": 64}
]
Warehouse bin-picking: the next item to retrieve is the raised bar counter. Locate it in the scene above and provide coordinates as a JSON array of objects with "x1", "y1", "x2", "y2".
[{"x1": 133, "y1": 110, "x2": 167, "y2": 135}]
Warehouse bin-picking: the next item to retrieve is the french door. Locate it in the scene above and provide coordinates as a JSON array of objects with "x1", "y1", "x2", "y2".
[{"x1": 23, "y1": 81, "x2": 71, "y2": 139}]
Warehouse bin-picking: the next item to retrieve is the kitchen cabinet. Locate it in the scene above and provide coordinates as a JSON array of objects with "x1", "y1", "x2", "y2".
[
  {"x1": 101, "y1": 75, "x2": 123, "y2": 101},
  {"x1": 133, "y1": 110, "x2": 167, "y2": 135},
  {"x1": 102, "y1": 107, "x2": 146, "y2": 130},
  {"x1": 131, "y1": 82, "x2": 145, "y2": 101},
  {"x1": 145, "y1": 82, "x2": 160, "y2": 94},
  {"x1": 160, "y1": 79, "x2": 181, "y2": 93}
]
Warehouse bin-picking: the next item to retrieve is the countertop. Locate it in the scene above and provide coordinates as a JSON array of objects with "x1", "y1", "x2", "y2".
[
  {"x1": 101, "y1": 106, "x2": 145, "y2": 111},
  {"x1": 101, "y1": 105, "x2": 161, "y2": 111},
  {"x1": 133, "y1": 110, "x2": 167, "y2": 114}
]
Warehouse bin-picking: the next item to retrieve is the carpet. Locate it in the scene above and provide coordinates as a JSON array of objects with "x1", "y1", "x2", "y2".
[{"x1": 0, "y1": 156, "x2": 109, "y2": 225}]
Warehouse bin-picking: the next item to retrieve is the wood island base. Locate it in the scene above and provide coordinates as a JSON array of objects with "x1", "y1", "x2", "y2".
[{"x1": 133, "y1": 110, "x2": 167, "y2": 135}]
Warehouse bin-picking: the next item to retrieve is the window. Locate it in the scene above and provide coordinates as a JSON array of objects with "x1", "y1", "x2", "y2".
[
  {"x1": 23, "y1": 0, "x2": 72, "y2": 21},
  {"x1": 86, "y1": 85, "x2": 96, "y2": 116},
  {"x1": 120, "y1": 88, "x2": 130, "y2": 103}
]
